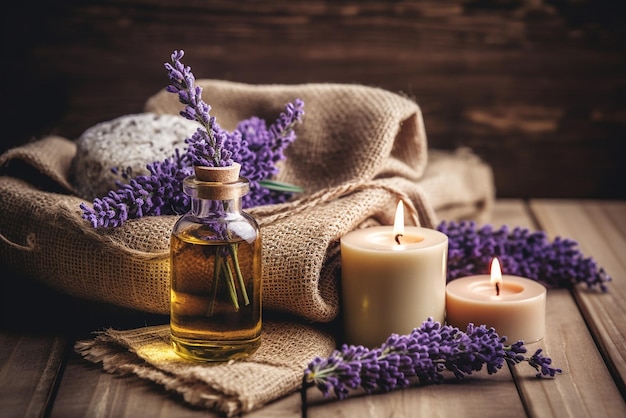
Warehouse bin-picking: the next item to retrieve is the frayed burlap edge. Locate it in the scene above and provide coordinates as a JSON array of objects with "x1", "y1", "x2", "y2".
[{"x1": 75, "y1": 321, "x2": 336, "y2": 417}]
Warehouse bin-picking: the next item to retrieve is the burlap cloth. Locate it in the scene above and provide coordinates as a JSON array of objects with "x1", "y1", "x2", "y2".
[
  {"x1": 74, "y1": 321, "x2": 334, "y2": 417},
  {"x1": 0, "y1": 80, "x2": 494, "y2": 415}
]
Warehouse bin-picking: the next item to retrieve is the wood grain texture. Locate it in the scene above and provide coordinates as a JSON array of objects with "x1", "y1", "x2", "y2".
[
  {"x1": 0, "y1": 334, "x2": 66, "y2": 418},
  {"x1": 50, "y1": 351, "x2": 216, "y2": 418},
  {"x1": 513, "y1": 289, "x2": 626, "y2": 418},
  {"x1": 304, "y1": 370, "x2": 524, "y2": 418},
  {"x1": 4, "y1": 0, "x2": 625, "y2": 198},
  {"x1": 530, "y1": 199, "x2": 626, "y2": 399},
  {"x1": 484, "y1": 199, "x2": 626, "y2": 417}
]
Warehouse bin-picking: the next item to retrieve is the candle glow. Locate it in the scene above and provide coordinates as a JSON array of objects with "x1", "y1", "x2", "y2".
[{"x1": 491, "y1": 258, "x2": 502, "y2": 296}]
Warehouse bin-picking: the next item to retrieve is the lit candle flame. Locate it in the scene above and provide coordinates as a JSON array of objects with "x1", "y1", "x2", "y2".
[
  {"x1": 393, "y1": 201, "x2": 404, "y2": 244},
  {"x1": 490, "y1": 258, "x2": 503, "y2": 296}
]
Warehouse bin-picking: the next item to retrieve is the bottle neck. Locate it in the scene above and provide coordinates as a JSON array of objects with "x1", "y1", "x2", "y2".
[{"x1": 190, "y1": 196, "x2": 243, "y2": 218}]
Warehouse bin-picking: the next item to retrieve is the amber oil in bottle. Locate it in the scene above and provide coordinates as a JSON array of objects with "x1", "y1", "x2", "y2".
[{"x1": 170, "y1": 164, "x2": 262, "y2": 361}]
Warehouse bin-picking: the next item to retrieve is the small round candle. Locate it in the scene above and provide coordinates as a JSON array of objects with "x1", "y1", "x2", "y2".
[
  {"x1": 341, "y1": 202, "x2": 448, "y2": 348},
  {"x1": 445, "y1": 258, "x2": 547, "y2": 344}
]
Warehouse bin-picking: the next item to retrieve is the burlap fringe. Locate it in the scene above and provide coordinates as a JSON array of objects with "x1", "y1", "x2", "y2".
[{"x1": 75, "y1": 322, "x2": 336, "y2": 417}]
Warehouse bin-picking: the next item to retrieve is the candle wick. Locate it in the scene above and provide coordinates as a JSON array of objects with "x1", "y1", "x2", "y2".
[
  {"x1": 495, "y1": 282, "x2": 500, "y2": 296},
  {"x1": 394, "y1": 233, "x2": 403, "y2": 245}
]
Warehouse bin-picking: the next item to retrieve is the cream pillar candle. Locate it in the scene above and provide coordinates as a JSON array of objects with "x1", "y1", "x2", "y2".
[
  {"x1": 445, "y1": 258, "x2": 547, "y2": 344},
  {"x1": 340, "y1": 202, "x2": 448, "y2": 348}
]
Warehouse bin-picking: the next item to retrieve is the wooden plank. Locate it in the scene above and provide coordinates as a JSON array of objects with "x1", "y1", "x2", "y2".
[
  {"x1": 244, "y1": 369, "x2": 526, "y2": 418},
  {"x1": 530, "y1": 199, "x2": 626, "y2": 397},
  {"x1": 50, "y1": 350, "x2": 222, "y2": 418},
  {"x1": 0, "y1": 333, "x2": 66, "y2": 418},
  {"x1": 512, "y1": 289, "x2": 626, "y2": 418},
  {"x1": 490, "y1": 200, "x2": 626, "y2": 416},
  {"x1": 302, "y1": 369, "x2": 523, "y2": 418}
]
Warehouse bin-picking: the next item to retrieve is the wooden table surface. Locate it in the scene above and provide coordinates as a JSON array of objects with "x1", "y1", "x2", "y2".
[{"x1": 1, "y1": 199, "x2": 625, "y2": 417}]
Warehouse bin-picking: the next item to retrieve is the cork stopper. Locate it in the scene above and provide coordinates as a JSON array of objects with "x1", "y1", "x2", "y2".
[
  {"x1": 185, "y1": 163, "x2": 249, "y2": 200},
  {"x1": 194, "y1": 163, "x2": 241, "y2": 182}
]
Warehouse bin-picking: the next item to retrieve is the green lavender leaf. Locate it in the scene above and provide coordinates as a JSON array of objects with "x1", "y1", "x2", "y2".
[{"x1": 260, "y1": 180, "x2": 304, "y2": 193}]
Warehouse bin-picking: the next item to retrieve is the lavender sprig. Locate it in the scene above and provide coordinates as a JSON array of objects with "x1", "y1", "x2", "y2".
[
  {"x1": 236, "y1": 98, "x2": 305, "y2": 207},
  {"x1": 165, "y1": 50, "x2": 234, "y2": 167},
  {"x1": 80, "y1": 149, "x2": 192, "y2": 228},
  {"x1": 438, "y1": 221, "x2": 611, "y2": 292},
  {"x1": 303, "y1": 319, "x2": 561, "y2": 402},
  {"x1": 80, "y1": 50, "x2": 304, "y2": 227}
]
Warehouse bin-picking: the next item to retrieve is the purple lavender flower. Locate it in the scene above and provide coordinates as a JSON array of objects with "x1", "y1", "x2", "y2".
[
  {"x1": 528, "y1": 348, "x2": 561, "y2": 378},
  {"x1": 165, "y1": 50, "x2": 233, "y2": 167},
  {"x1": 80, "y1": 150, "x2": 192, "y2": 228},
  {"x1": 80, "y1": 50, "x2": 304, "y2": 228},
  {"x1": 438, "y1": 221, "x2": 611, "y2": 292},
  {"x1": 303, "y1": 318, "x2": 561, "y2": 401},
  {"x1": 236, "y1": 98, "x2": 305, "y2": 207}
]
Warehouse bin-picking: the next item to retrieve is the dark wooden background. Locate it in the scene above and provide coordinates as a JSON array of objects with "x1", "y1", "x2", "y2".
[{"x1": 4, "y1": 0, "x2": 625, "y2": 198}]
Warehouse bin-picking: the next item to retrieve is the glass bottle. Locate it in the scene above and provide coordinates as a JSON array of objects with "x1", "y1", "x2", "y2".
[{"x1": 170, "y1": 163, "x2": 262, "y2": 361}]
